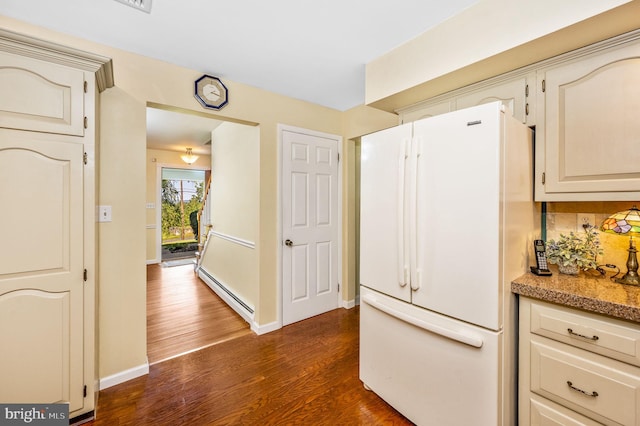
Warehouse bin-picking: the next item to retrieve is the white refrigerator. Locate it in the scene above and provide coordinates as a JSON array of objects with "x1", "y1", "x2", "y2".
[{"x1": 359, "y1": 102, "x2": 537, "y2": 425}]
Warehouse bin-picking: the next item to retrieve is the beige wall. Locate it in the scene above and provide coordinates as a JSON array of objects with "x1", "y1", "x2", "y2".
[
  {"x1": 145, "y1": 148, "x2": 211, "y2": 263},
  {"x1": 340, "y1": 106, "x2": 397, "y2": 304},
  {"x1": 546, "y1": 202, "x2": 636, "y2": 271},
  {"x1": 0, "y1": 15, "x2": 397, "y2": 380},
  {"x1": 200, "y1": 122, "x2": 260, "y2": 309},
  {"x1": 366, "y1": 0, "x2": 639, "y2": 111},
  {"x1": 4, "y1": 1, "x2": 635, "y2": 388}
]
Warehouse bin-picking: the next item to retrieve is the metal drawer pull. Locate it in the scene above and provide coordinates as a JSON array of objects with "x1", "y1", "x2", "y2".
[
  {"x1": 567, "y1": 328, "x2": 599, "y2": 341},
  {"x1": 567, "y1": 381, "x2": 599, "y2": 397}
]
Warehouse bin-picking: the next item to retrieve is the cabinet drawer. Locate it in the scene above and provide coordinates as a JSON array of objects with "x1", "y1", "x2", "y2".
[
  {"x1": 530, "y1": 336, "x2": 640, "y2": 425},
  {"x1": 529, "y1": 394, "x2": 602, "y2": 426},
  {"x1": 530, "y1": 299, "x2": 640, "y2": 367}
]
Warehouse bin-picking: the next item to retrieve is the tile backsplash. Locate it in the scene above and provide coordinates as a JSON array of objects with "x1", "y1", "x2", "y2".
[{"x1": 546, "y1": 201, "x2": 639, "y2": 271}]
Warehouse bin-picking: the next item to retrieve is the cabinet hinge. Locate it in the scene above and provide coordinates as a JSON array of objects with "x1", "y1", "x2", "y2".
[
  {"x1": 84, "y1": 117, "x2": 88, "y2": 129},
  {"x1": 84, "y1": 81, "x2": 88, "y2": 93},
  {"x1": 83, "y1": 385, "x2": 87, "y2": 398},
  {"x1": 83, "y1": 152, "x2": 88, "y2": 165},
  {"x1": 83, "y1": 269, "x2": 88, "y2": 282},
  {"x1": 542, "y1": 172, "x2": 546, "y2": 185},
  {"x1": 541, "y1": 79, "x2": 546, "y2": 93}
]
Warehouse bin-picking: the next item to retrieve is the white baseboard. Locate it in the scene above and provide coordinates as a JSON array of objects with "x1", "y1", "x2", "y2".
[
  {"x1": 252, "y1": 320, "x2": 281, "y2": 335},
  {"x1": 99, "y1": 360, "x2": 149, "y2": 390},
  {"x1": 342, "y1": 299, "x2": 356, "y2": 309}
]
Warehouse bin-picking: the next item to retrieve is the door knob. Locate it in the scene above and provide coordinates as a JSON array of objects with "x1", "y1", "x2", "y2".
[{"x1": 284, "y1": 239, "x2": 293, "y2": 247}]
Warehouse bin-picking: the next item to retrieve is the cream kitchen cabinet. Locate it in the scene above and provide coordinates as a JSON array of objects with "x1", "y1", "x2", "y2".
[
  {"x1": 397, "y1": 72, "x2": 534, "y2": 125},
  {"x1": 455, "y1": 74, "x2": 532, "y2": 125},
  {"x1": 519, "y1": 297, "x2": 640, "y2": 426},
  {"x1": 535, "y1": 31, "x2": 640, "y2": 201},
  {"x1": 399, "y1": 97, "x2": 453, "y2": 124},
  {"x1": 0, "y1": 29, "x2": 112, "y2": 421}
]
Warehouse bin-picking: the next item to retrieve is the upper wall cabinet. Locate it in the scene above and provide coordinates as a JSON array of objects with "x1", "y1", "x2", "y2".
[
  {"x1": 398, "y1": 73, "x2": 534, "y2": 126},
  {"x1": 535, "y1": 33, "x2": 640, "y2": 201},
  {"x1": 0, "y1": 52, "x2": 86, "y2": 136},
  {"x1": 456, "y1": 75, "x2": 532, "y2": 125},
  {"x1": 399, "y1": 98, "x2": 453, "y2": 124},
  {"x1": 0, "y1": 29, "x2": 113, "y2": 138}
]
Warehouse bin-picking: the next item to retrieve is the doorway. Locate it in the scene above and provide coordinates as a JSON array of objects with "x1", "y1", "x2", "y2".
[
  {"x1": 146, "y1": 105, "x2": 219, "y2": 265},
  {"x1": 160, "y1": 167, "x2": 206, "y2": 263}
]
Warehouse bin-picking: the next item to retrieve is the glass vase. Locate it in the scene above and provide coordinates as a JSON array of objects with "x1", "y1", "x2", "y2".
[{"x1": 558, "y1": 263, "x2": 579, "y2": 275}]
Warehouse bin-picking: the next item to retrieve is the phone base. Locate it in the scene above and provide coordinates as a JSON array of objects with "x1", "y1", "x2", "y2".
[{"x1": 530, "y1": 266, "x2": 552, "y2": 276}]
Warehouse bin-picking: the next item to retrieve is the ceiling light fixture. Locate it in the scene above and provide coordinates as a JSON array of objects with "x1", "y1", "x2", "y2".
[{"x1": 181, "y1": 148, "x2": 199, "y2": 165}]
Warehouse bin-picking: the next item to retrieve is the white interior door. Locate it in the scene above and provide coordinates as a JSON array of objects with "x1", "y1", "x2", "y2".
[
  {"x1": 281, "y1": 127, "x2": 340, "y2": 325},
  {"x1": 0, "y1": 130, "x2": 84, "y2": 411}
]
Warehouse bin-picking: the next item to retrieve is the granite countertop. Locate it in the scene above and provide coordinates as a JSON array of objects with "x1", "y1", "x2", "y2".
[{"x1": 511, "y1": 265, "x2": 640, "y2": 323}]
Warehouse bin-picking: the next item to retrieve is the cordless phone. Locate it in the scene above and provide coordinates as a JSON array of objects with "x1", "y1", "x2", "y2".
[{"x1": 531, "y1": 239, "x2": 552, "y2": 276}]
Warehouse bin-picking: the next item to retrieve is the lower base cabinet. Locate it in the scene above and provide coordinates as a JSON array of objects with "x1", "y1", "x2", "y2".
[{"x1": 519, "y1": 297, "x2": 640, "y2": 426}]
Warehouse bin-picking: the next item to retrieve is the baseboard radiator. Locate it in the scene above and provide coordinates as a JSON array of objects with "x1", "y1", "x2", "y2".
[{"x1": 198, "y1": 267, "x2": 255, "y2": 324}]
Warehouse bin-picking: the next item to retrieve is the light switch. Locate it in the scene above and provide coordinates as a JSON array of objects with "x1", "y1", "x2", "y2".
[{"x1": 98, "y1": 205, "x2": 112, "y2": 222}]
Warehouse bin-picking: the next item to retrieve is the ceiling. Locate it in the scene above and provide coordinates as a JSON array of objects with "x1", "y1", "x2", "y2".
[
  {"x1": 1, "y1": 0, "x2": 478, "y2": 152},
  {"x1": 146, "y1": 108, "x2": 221, "y2": 155}
]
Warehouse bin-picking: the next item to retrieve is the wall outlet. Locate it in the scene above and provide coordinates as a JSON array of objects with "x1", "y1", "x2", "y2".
[{"x1": 577, "y1": 213, "x2": 595, "y2": 229}]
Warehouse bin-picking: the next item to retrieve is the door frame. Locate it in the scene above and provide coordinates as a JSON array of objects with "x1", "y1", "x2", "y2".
[{"x1": 277, "y1": 124, "x2": 343, "y2": 326}]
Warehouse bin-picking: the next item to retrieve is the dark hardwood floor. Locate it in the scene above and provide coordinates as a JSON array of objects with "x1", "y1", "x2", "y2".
[{"x1": 87, "y1": 265, "x2": 412, "y2": 425}]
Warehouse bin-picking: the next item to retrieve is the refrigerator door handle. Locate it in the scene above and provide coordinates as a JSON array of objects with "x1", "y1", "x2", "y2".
[
  {"x1": 409, "y1": 137, "x2": 420, "y2": 291},
  {"x1": 397, "y1": 138, "x2": 409, "y2": 287},
  {"x1": 362, "y1": 294, "x2": 484, "y2": 348}
]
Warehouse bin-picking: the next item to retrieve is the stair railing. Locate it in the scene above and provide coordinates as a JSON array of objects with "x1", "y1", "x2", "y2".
[{"x1": 194, "y1": 176, "x2": 212, "y2": 270}]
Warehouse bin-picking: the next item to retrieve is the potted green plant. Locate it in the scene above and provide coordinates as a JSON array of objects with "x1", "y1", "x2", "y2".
[{"x1": 546, "y1": 227, "x2": 603, "y2": 275}]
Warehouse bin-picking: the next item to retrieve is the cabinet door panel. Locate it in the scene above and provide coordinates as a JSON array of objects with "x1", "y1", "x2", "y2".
[
  {"x1": 0, "y1": 132, "x2": 84, "y2": 412},
  {"x1": 398, "y1": 99, "x2": 453, "y2": 124},
  {"x1": 456, "y1": 76, "x2": 529, "y2": 124},
  {"x1": 538, "y1": 40, "x2": 640, "y2": 200},
  {"x1": 0, "y1": 51, "x2": 85, "y2": 136}
]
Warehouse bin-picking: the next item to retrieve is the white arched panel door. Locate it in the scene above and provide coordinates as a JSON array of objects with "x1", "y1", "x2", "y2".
[{"x1": 0, "y1": 130, "x2": 84, "y2": 411}]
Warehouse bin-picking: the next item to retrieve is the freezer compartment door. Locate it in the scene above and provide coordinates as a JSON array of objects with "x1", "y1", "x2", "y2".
[
  {"x1": 360, "y1": 286, "x2": 505, "y2": 426},
  {"x1": 360, "y1": 123, "x2": 413, "y2": 302}
]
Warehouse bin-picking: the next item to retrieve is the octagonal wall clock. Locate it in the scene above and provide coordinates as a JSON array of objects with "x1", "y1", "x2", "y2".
[{"x1": 194, "y1": 74, "x2": 229, "y2": 110}]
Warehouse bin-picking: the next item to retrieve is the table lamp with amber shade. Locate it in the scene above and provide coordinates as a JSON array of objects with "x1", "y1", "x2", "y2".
[{"x1": 600, "y1": 206, "x2": 640, "y2": 286}]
